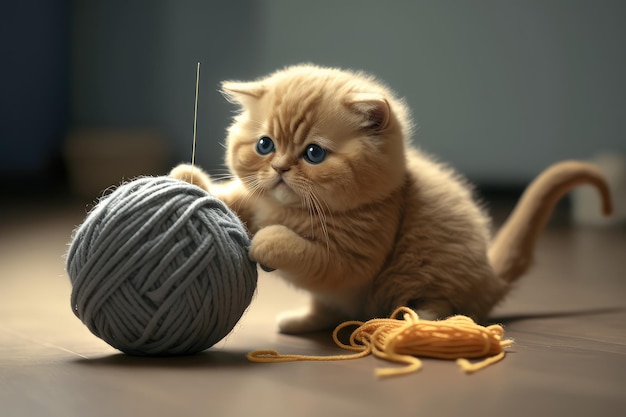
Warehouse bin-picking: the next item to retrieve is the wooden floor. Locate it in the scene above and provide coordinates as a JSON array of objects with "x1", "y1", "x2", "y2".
[{"x1": 1, "y1": 198, "x2": 625, "y2": 417}]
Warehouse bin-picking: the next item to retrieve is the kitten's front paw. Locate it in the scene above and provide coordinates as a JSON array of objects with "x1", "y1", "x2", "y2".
[
  {"x1": 169, "y1": 164, "x2": 212, "y2": 191},
  {"x1": 249, "y1": 224, "x2": 302, "y2": 270}
]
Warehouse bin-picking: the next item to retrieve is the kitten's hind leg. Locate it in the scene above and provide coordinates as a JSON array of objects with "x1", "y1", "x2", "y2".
[{"x1": 277, "y1": 299, "x2": 345, "y2": 334}]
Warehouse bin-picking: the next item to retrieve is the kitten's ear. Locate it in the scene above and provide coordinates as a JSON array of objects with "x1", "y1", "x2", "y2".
[
  {"x1": 220, "y1": 81, "x2": 266, "y2": 104},
  {"x1": 344, "y1": 93, "x2": 391, "y2": 131}
]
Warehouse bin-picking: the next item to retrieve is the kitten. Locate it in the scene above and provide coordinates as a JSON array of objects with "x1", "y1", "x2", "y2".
[{"x1": 170, "y1": 64, "x2": 613, "y2": 334}]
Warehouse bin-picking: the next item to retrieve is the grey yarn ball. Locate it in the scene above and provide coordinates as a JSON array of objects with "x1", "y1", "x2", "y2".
[{"x1": 66, "y1": 177, "x2": 257, "y2": 356}]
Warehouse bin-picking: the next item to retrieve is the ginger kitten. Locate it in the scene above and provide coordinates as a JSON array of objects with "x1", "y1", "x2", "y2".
[{"x1": 171, "y1": 64, "x2": 612, "y2": 334}]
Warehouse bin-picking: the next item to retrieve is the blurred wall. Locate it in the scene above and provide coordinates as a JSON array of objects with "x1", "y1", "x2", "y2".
[
  {"x1": 70, "y1": 0, "x2": 265, "y2": 183},
  {"x1": 3, "y1": 1, "x2": 625, "y2": 190},
  {"x1": 0, "y1": 1, "x2": 70, "y2": 179}
]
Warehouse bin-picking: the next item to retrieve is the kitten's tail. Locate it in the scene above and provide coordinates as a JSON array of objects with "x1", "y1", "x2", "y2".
[{"x1": 488, "y1": 161, "x2": 613, "y2": 283}]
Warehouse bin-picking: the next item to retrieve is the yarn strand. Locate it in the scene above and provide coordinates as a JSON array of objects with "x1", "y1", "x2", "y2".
[{"x1": 248, "y1": 307, "x2": 513, "y2": 377}]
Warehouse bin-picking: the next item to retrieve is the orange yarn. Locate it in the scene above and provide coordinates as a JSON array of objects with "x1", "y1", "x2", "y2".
[{"x1": 248, "y1": 307, "x2": 513, "y2": 377}]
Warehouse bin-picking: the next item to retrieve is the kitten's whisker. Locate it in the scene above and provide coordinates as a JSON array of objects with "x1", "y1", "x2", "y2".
[
  {"x1": 211, "y1": 167, "x2": 234, "y2": 175},
  {"x1": 210, "y1": 174, "x2": 236, "y2": 183},
  {"x1": 239, "y1": 175, "x2": 262, "y2": 191},
  {"x1": 293, "y1": 177, "x2": 331, "y2": 260},
  {"x1": 207, "y1": 168, "x2": 236, "y2": 183},
  {"x1": 315, "y1": 190, "x2": 335, "y2": 249},
  {"x1": 302, "y1": 192, "x2": 317, "y2": 240},
  {"x1": 236, "y1": 174, "x2": 265, "y2": 215},
  {"x1": 309, "y1": 190, "x2": 331, "y2": 252},
  {"x1": 288, "y1": 178, "x2": 314, "y2": 230}
]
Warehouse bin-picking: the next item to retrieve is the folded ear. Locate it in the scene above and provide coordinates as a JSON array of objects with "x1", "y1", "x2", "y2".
[
  {"x1": 220, "y1": 81, "x2": 266, "y2": 105},
  {"x1": 344, "y1": 93, "x2": 391, "y2": 131}
]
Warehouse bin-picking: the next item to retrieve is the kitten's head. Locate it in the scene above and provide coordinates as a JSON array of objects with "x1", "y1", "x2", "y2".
[{"x1": 221, "y1": 64, "x2": 413, "y2": 212}]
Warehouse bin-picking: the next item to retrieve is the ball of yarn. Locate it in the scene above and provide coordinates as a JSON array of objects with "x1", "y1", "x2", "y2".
[{"x1": 66, "y1": 176, "x2": 257, "y2": 356}]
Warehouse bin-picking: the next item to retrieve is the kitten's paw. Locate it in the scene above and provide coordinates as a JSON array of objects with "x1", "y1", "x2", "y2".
[
  {"x1": 249, "y1": 225, "x2": 302, "y2": 270},
  {"x1": 413, "y1": 309, "x2": 440, "y2": 321},
  {"x1": 277, "y1": 308, "x2": 339, "y2": 334},
  {"x1": 407, "y1": 299, "x2": 454, "y2": 321},
  {"x1": 169, "y1": 164, "x2": 212, "y2": 191}
]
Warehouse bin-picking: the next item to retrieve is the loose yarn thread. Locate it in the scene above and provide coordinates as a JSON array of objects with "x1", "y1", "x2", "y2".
[
  {"x1": 248, "y1": 307, "x2": 513, "y2": 377},
  {"x1": 66, "y1": 177, "x2": 257, "y2": 356}
]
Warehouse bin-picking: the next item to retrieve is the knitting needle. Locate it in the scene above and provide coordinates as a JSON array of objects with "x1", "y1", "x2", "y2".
[{"x1": 191, "y1": 62, "x2": 200, "y2": 183}]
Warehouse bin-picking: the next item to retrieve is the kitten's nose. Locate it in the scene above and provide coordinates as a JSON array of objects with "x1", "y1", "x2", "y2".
[
  {"x1": 271, "y1": 154, "x2": 293, "y2": 173},
  {"x1": 272, "y1": 164, "x2": 290, "y2": 173}
]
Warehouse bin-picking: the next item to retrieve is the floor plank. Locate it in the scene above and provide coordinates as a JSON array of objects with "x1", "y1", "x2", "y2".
[{"x1": 1, "y1": 200, "x2": 625, "y2": 416}]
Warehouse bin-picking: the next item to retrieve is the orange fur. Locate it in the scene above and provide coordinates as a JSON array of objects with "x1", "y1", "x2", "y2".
[{"x1": 170, "y1": 64, "x2": 613, "y2": 334}]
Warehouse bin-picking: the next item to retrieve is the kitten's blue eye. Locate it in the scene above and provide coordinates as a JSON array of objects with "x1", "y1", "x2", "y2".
[
  {"x1": 256, "y1": 136, "x2": 275, "y2": 155},
  {"x1": 303, "y1": 144, "x2": 327, "y2": 164}
]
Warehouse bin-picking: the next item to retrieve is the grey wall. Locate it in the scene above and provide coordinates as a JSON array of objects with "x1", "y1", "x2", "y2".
[
  {"x1": 72, "y1": 0, "x2": 626, "y2": 185},
  {"x1": 1, "y1": 1, "x2": 70, "y2": 176},
  {"x1": 72, "y1": 0, "x2": 265, "y2": 174}
]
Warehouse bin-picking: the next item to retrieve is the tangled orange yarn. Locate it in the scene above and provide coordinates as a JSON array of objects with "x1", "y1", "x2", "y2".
[{"x1": 248, "y1": 307, "x2": 513, "y2": 377}]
